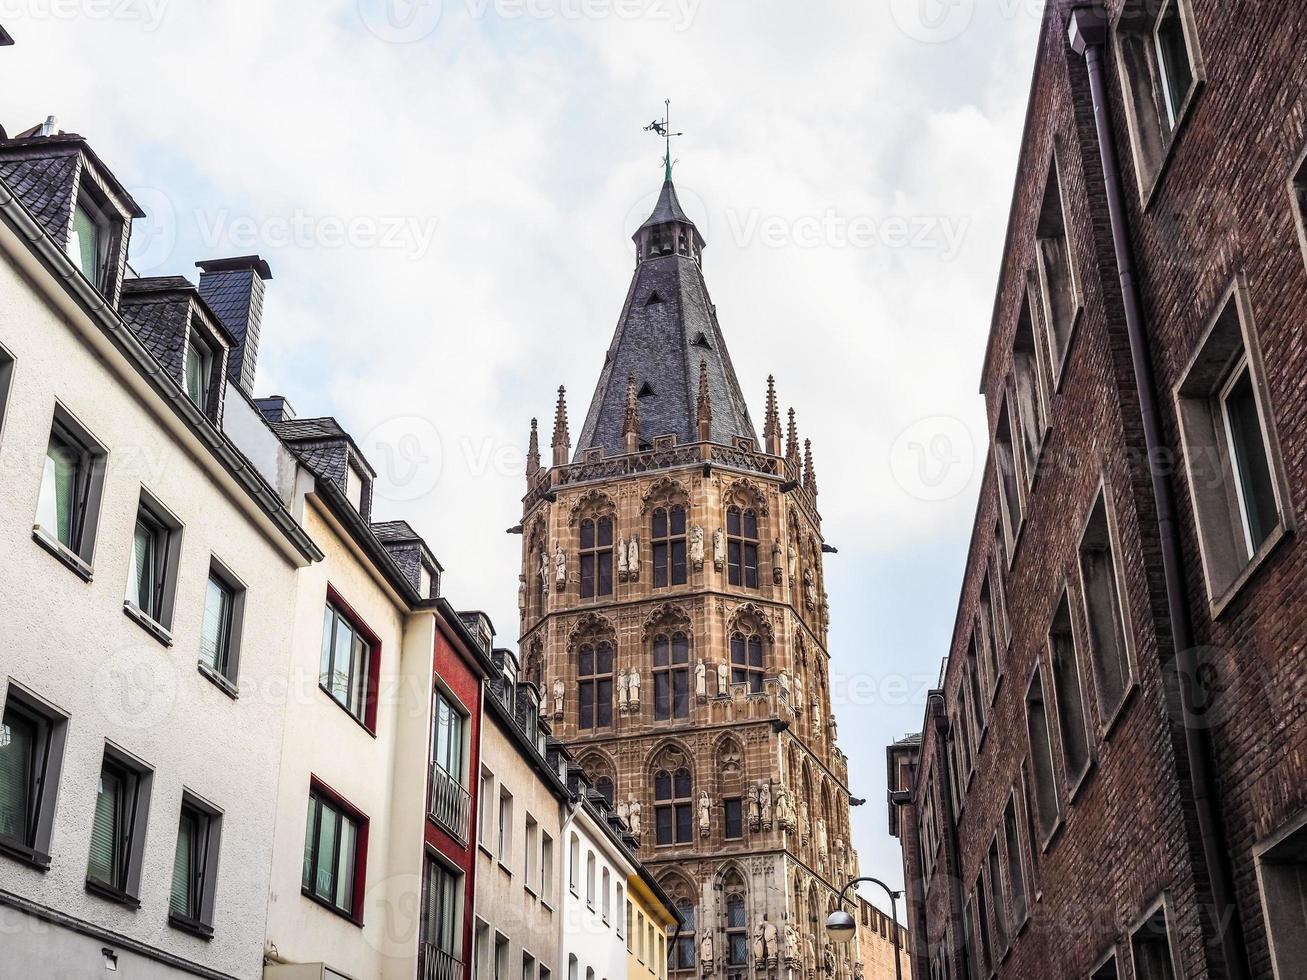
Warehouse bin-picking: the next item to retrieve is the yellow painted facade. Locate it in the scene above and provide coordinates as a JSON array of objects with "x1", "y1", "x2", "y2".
[{"x1": 626, "y1": 873, "x2": 676, "y2": 980}]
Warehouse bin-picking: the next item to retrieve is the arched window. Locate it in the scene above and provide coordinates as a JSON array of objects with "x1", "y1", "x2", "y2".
[
  {"x1": 580, "y1": 517, "x2": 614, "y2": 599},
  {"x1": 667, "y1": 882, "x2": 697, "y2": 976},
  {"x1": 724, "y1": 875, "x2": 748, "y2": 966},
  {"x1": 730, "y1": 631, "x2": 765, "y2": 694},
  {"x1": 653, "y1": 632, "x2": 691, "y2": 721},
  {"x1": 569, "y1": 834, "x2": 580, "y2": 892},
  {"x1": 654, "y1": 767, "x2": 693, "y2": 846},
  {"x1": 602, "y1": 867, "x2": 611, "y2": 920},
  {"x1": 726, "y1": 508, "x2": 759, "y2": 588},
  {"x1": 586, "y1": 851, "x2": 596, "y2": 907},
  {"x1": 652, "y1": 506, "x2": 688, "y2": 587},
  {"x1": 578, "y1": 642, "x2": 615, "y2": 730},
  {"x1": 596, "y1": 776, "x2": 615, "y2": 807}
]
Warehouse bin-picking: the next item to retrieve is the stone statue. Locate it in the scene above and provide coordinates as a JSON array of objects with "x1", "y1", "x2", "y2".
[
  {"x1": 829, "y1": 713, "x2": 839, "y2": 742},
  {"x1": 764, "y1": 921, "x2": 779, "y2": 965},
  {"x1": 822, "y1": 943, "x2": 836, "y2": 976},
  {"x1": 627, "y1": 797, "x2": 642, "y2": 837},
  {"x1": 788, "y1": 542, "x2": 798, "y2": 581},
  {"x1": 805, "y1": 935, "x2": 817, "y2": 973},
  {"x1": 749, "y1": 784, "x2": 764, "y2": 831},
  {"x1": 799, "y1": 800, "x2": 811, "y2": 844},
  {"x1": 552, "y1": 678, "x2": 565, "y2": 720},
  {"x1": 759, "y1": 780, "x2": 773, "y2": 829},
  {"x1": 518, "y1": 574, "x2": 526, "y2": 615},
  {"x1": 539, "y1": 550, "x2": 550, "y2": 596},
  {"x1": 811, "y1": 705, "x2": 823, "y2": 740},
  {"x1": 628, "y1": 668, "x2": 641, "y2": 708},
  {"x1": 854, "y1": 961, "x2": 865, "y2": 980},
  {"x1": 784, "y1": 924, "x2": 801, "y2": 968},
  {"x1": 690, "y1": 524, "x2": 706, "y2": 571},
  {"x1": 554, "y1": 544, "x2": 567, "y2": 589},
  {"x1": 817, "y1": 818, "x2": 829, "y2": 866},
  {"x1": 717, "y1": 660, "x2": 730, "y2": 695},
  {"x1": 834, "y1": 837, "x2": 847, "y2": 879},
  {"x1": 617, "y1": 670, "x2": 630, "y2": 711},
  {"x1": 617, "y1": 535, "x2": 629, "y2": 579},
  {"x1": 695, "y1": 659, "x2": 708, "y2": 701},
  {"x1": 804, "y1": 568, "x2": 816, "y2": 609},
  {"x1": 793, "y1": 672, "x2": 805, "y2": 714},
  {"x1": 772, "y1": 539, "x2": 784, "y2": 584},
  {"x1": 753, "y1": 923, "x2": 766, "y2": 963},
  {"x1": 700, "y1": 934, "x2": 714, "y2": 975},
  {"x1": 698, "y1": 791, "x2": 712, "y2": 837},
  {"x1": 617, "y1": 800, "x2": 629, "y2": 823},
  {"x1": 778, "y1": 669, "x2": 791, "y2": 702},
  {"x1": 713, "y1": 527, "x2": 726, "y2": 570},
  {"x1": 627, "y1": 536, "x2": 640, "y2": 581},
  {"x1": 821, "y1": 592, "x2": 831, "y2": 629},
  {"x1": 776, "y1": 788, "x2": 796, "y2": 832}
]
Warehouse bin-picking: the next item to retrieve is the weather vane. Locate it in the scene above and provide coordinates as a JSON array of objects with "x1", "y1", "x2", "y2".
[{"x1": 644, "y1": 98, "x2": 683, "y2": 181}]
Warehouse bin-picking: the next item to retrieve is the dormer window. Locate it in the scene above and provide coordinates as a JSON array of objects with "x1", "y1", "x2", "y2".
[
  {"x1": 184, "y1": 331, "x2": 213, "y2": 409},
  {"x1": 345, "y1": 463, "x2": 365, "y2": 511},
  {"x1": 67, "y1": 193, "x2": 111, "y2": 291}
]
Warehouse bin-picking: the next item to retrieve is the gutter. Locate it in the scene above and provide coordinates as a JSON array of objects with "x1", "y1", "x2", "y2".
[
  {"x1": 1067, "y1": 8, "x2": 1249, "y2": 978},
  {"x1": 0, "y1": 175, "x2": 322, "y2": 565}
]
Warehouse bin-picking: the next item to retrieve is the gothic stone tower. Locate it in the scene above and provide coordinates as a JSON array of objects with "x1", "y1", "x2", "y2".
[{"x1": 517, "y1": 180, "x2": 861, "y2": 980}]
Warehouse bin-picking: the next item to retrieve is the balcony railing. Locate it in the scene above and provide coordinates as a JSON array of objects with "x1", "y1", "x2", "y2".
[
  {"x1": 428, "y1": 764, "x2": 471, "y2": 843},
  {"x1": 419, "y1": 943, "x2": 464, "y2": 980}
]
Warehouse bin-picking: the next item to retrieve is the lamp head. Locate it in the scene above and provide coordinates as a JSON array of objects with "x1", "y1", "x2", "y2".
[{"x1": 824, "y1": 910, "x2": 857, "y2": 943}]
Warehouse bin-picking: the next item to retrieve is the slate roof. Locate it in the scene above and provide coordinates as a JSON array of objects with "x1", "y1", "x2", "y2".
[
  {"x1": 0, "y1": 151, "x2": 77, "y2": 244},
  {"x1": 372, "y1": 519, "x2": 422, "y2": 543},
  {"x1": 636, "y1": 179, "x2": 696, "y2": 234},
  {"x1": 576, "y1": 182, "x2": 757, "y2": 458}
]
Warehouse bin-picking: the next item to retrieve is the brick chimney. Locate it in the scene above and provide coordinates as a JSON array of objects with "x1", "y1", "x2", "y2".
[{"x1": 195, "y1": 255, "x2": 272, "y2": 395}]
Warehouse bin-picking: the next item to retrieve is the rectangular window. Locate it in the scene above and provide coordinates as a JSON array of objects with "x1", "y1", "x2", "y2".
[
  {"x1": 1048, "y1": 593, "x2": 1092, "y2": 787},
  {"x1": 1078, "y1": 491, "x2": 1133, "y2": 725},
  {"x1": 494, "y1": 934, "x2": 509, "y2": 980},
  {"x1": 1002, "y1": 795, "x2": 1028, "y2": 930},
  {"x1": 319, "y1": 598, "x2": 375, "y2": 727},
  {"x1": 67, "y1": 193, "x2": 112, "y2": 291},
  {"x1": 986, "y1": 837, "x2": 1008, "y2": 953},
  {"x1": 1034, "y1": 150, "x2": 1080, "y2": 381},
  {"x1": 994, "y1": 397, "x2": 1024, "y2": 553},
  {"x1": 963, "y1": 898, "x2": 986, "y2": 980},
  {"x1": 1130, "y1": 905, "x2": 1177, "y2": 980},
  {"x1": 302, "y1": 784, "x2": 365, "y2": 919},
  {"x1": 580, "y1": 517, "x2": 615, "y2": 598},
  {"x1": 432, "y1": 690, "x2": 466, "y2": 783},
  {"x1": 170, "y1": 795, "x2": 221, "y2": 936},
  {"x1": 87, "y1": 747, "x2": 152, "y2": 903},
  {"x1": 1174, "y1": 278, "x2": 1289, "y2": 608},
  {"x1": 199, "y1": 561, "x2": 245, "y2": 688},
  {"x1": 1292, "y1": 150, "x2": 1307, "y2": 272},
  {"x1": 569, "y1": 834, "x2": 579, "y2": 892},
  {"x1": 974, "y1": 880, "x2": 994, "y2": 975},
  {"x1": 1012, "y1": 289, "x2": 1050, "y2": 469},
  {"x1": 1091, "y1": 954, "x2": 1119, "y2": 980},
  {"x1": 34, "y1": 409, "x2": 106, "y2": 571},
  {"x1": 1254, "y1": 814, "x2": 1307, "y2": 980},
  {"x1": 0, "y1": 345, "x2": 13, "y2": 444},
  {"x1": 475, "y1": 921, "x2": 491, "y2": 980},
  {"x1": 0, "y1": 686, "x2": 68, "y2": 868},
  {"x1": 125, "y1": 491, "x2": 182, "y2": 634},
  {"x1": 540, "y1": 831, "x2": 554, "y2": 901},
  {"x1": 522, "y1": 954, "x2": 535, "y2": 980},
  {"x1": 525, "y1": 815, "x2": 539, "y2": 890},
  {"x1": 498, "y1": 788, "x2": 513, "y2": 867},
  {"x1": 724, "y1": 798, "x2": 743, "y2": 840},
  {"x1": 479, "y1": 769, "x2": 495, "y2": 846},
  {"x1": 1025, "y1": 669, "x2": 1060, "y2": 845},
  {"x1": 421, "y1": 856, "x2": 461, "y2": 956},
  {"x1": 1115, "y1": 0, "x2": 1202, "y2": 194},
  {"x1": 184, "y1": 330, "x2": 214, "y2": 410}
]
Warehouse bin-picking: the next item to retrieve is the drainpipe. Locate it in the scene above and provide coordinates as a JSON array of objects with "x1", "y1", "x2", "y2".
[{"x1": 1067, "y1": 7, "x2": 1249, "y2": 979}]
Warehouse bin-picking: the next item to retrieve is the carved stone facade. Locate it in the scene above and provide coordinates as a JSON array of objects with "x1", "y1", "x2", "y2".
[{"x1": 516, "y1": 180, "x2": 862, "y2": 980}]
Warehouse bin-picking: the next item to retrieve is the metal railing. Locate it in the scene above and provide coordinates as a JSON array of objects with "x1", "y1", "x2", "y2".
[
  {"x1": 419, "y1": 943, "x2": 464, "y2": 980},
  {"x1": 427, "y1": 765, "x2": 471, "y2": 843}
]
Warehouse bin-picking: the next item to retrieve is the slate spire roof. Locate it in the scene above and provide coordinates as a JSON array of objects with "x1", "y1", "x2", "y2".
[{"x1": 574, "y1": 180, "x2": 757, "y2": 459}]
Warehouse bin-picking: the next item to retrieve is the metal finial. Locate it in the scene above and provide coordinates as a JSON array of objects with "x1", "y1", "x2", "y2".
[{"x1": 644, "y1": 98, "x2": 683, "y2": 181}]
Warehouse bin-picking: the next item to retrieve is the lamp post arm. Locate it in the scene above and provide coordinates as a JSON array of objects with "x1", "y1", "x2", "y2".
[{"x1": 834, "y1": 876, "x2": 904, "y2": 980}]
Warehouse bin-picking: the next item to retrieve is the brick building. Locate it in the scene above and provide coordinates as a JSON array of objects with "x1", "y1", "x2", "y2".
[
  {"x1": 887, "y1": 2, "x2": 1307, "y2": 980},
  {"x1": 514, "y1": 177, "x2": 872, "y2": 980}
]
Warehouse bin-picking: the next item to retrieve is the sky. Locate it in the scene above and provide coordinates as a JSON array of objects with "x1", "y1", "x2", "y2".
[{"x1": 0, "y1": 0, "x2": 1044, "y2": 913}]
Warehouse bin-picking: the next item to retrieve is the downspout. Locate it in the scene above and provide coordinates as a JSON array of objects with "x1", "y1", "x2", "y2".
[
  {"x1": 1067, "y1": 8, "x2": 1249, "y2": 979},
  {"x1": 927, "y1": 693, "x2": 970, "y2": 980}
]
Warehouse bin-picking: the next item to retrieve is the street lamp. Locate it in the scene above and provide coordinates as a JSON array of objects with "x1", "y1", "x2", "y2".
[{"x1": 823, "y1": 877, "x2": 904, "y2": 980}]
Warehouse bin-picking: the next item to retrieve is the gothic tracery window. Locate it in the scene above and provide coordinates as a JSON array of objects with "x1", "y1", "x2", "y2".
[
  {"x1": 652, "y1": 505, "x2": 688, "y2": 587},
  {"x1": 653, "y1": 631, "x2": 691, "y2": 721},
  {"x1": 580, "y1": 516, "x2": 614, "y2": 599},
  {"x1": 595, "y1": 776, "x2": 615, "y2": 807},
  {"x1": 654, "y1": 767, "x2": 693, "y2": 846},
  {"x1": 723, "y1": 873, "x2": 748, "y2": 966},
  {"x1": 727, "y1": 507, "x2": 759, "y2": 588},
  {"x1": 730, "y1": 630, "x2": 765, "y2": 694},
  {"x1": 578, "y1": 641, "x2": 614, "y2": 730},
  {"x1": 669, "y1": 885, "x2": 697, "y2": 975}
]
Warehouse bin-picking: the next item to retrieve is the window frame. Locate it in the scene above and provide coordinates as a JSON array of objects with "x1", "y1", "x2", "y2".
[
  {"x1": 1076, "y1": 483, "x2": 1138, "y2": 736},
  {"x1": 1172, "y1": 274, "x2": 1293, "y2": 616},
  {"x1": 198, "y1": 557, "x2": 246, "y2": 695},
  {"x1": 1023, "y1": 664, "x2": 1063, "y2": 851},
  {"x1": 1128, "y1": 897, "x2": 1181, "y2": 980},
  {"x1": 183, "y1": 327, "x2": 215, "y2": 411},
  {"x1": 86, "y1": 743, "x2": 153, "y2": 908},
  {"x1": 724, "y1": 798, "x2": 743, "y2": 841},
  {"x1": 729, "y1": 631, "x2": 766, "y2": 695},
  {"x1": 578, "y1": 641, "x2": 615, "y2": 730},
  {"x1": 653, "y1": 631, "x2": 692, "y2": 721},
  {"x1": 0, "y1": 343, "x2": 13, "y2": 449},
  {"x1": 1033, "y1": 144, "x2": 1083, "y2": 389},
  {"x1": 652, "y1": 505, "x2": 689, "y2": 588},
  {"x1": 421, "y1": 850, "x2": 463, "y2": 959},
  {"x1": 169, "y1": 791, "x2": 223, "y2": 938},
  {"x1": 1047, "y1": 587, "x2": 1095, "y2": 799},
  {"x1": 726, "y1": 507, "x2": 760, "y2": 589},
  {"x1": 654, "y1": 767, "x2": 694, "y2": 847},
  {"x1": 1290, "y1": 141, "x2": 1307, "y2": 275},
  {"x1": 67, "y1": 188, "x2": 115, "y2": 293},
  {"x1": 302, "y1": 778, "x2": 369, "y2": 924},
  {"x1": 123, "y1": 488, "x2": 183, "y2": 642},
  {"x1": 33, "y1": 405, "x2": 107, "y2": 579},
  {"x1": 579, "y1": 515, "x2": 615, "y2": 599},
  {"x1": 319, "y1": 589, "x2": 381, "y2": 732},
  {"x1": 1252, "y1": 808, "x2": 1307, "y2": 980},
  {"x1": 0, "y1": 684, "x2": 69, "y2": 869}
]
